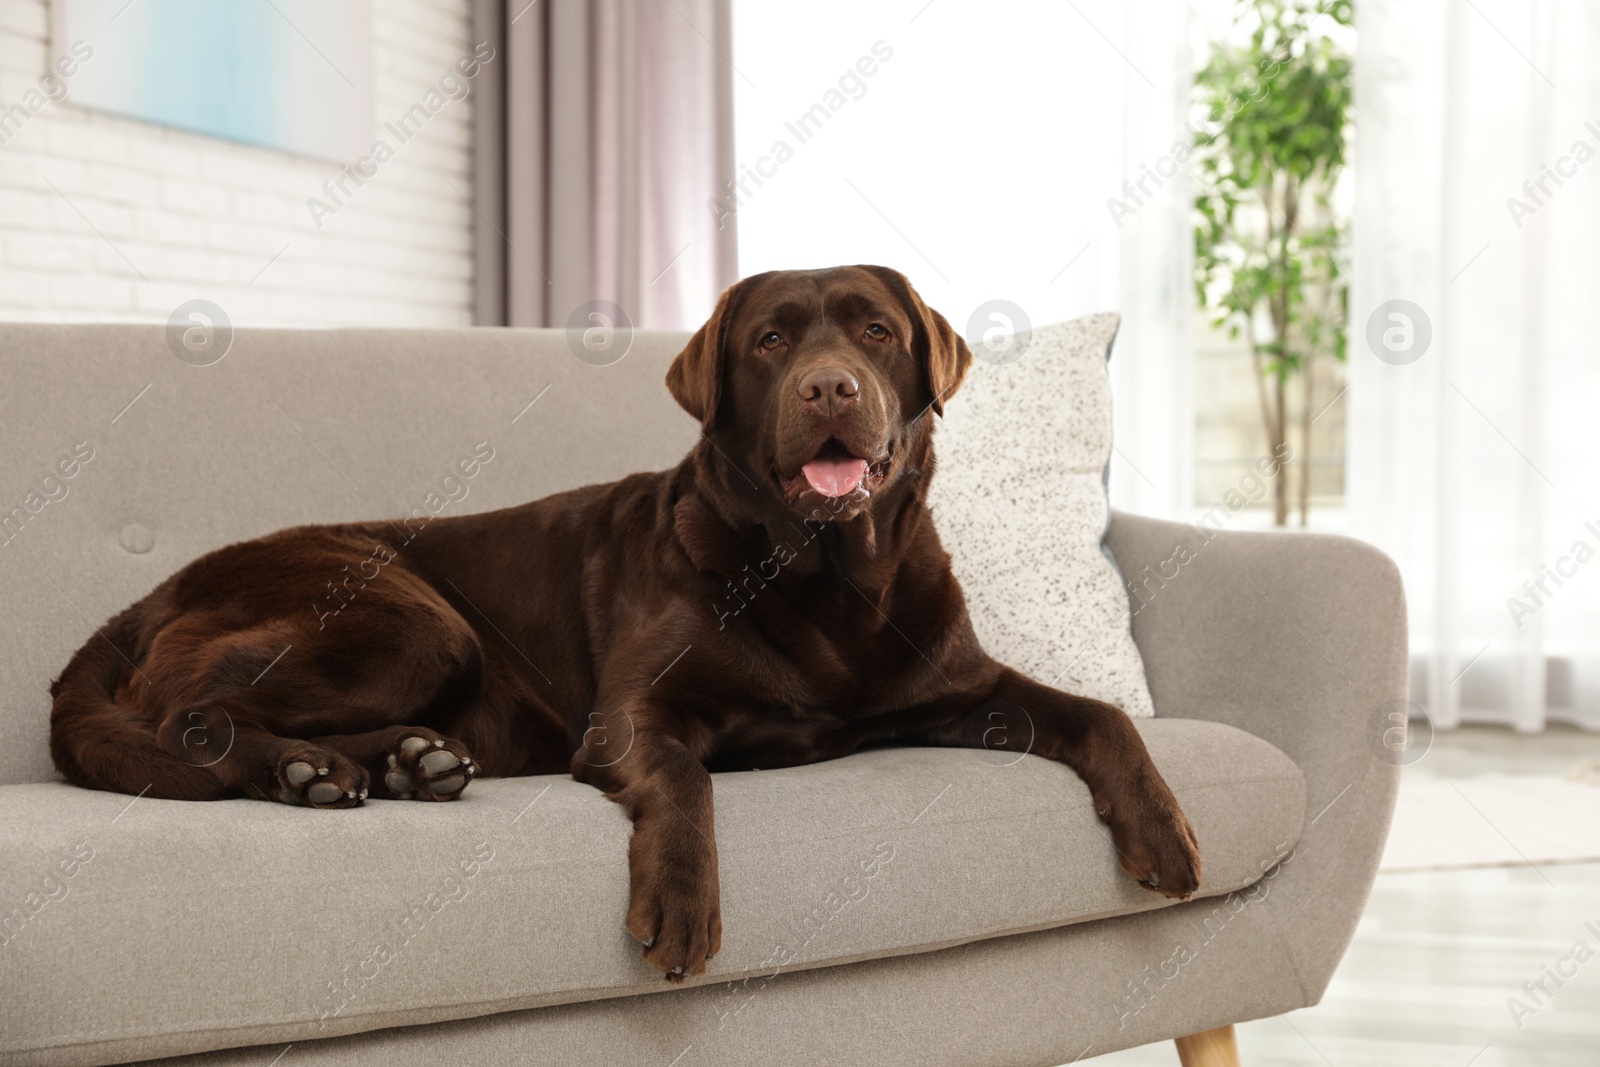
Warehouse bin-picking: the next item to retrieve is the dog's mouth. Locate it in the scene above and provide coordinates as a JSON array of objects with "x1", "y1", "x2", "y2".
[{"x1": 778, "y1": 437, "x2": 889, "y2": 503}]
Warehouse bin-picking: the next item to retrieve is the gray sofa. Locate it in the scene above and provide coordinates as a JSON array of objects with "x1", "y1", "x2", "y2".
[{"x1": 0, "y1": 324, "x2": 1405, "y2": 1066}]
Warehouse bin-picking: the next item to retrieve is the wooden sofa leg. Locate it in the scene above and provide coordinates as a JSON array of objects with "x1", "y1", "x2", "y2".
[{"x1": 1174, "y1": 1024, "x2": 1239, "y2": 1067}]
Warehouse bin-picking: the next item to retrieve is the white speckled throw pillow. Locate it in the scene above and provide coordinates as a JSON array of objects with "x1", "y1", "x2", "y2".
[{"x1": 928, "y1": 313, "x2": 1155, "y2": 718}]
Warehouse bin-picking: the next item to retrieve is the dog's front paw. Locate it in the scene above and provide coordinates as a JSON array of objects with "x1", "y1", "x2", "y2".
[
  {"x1": 625, "y1": 851, "x2": 722, "y2": 982},
  {"x1": 1096, "y1": 776, "x2": 1202, "y2": 901}
]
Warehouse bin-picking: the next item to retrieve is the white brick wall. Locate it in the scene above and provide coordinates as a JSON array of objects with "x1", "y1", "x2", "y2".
[{"x1": 0, "y1": 0, "x2": 479, "y2": 326}]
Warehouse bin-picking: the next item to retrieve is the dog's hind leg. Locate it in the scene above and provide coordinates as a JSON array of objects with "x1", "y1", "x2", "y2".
[
  {"x1": 50, "y1": 608, "x2": 232, "y2": 801},
  {"x1": 134, "y1": 622, "x2": 374, "y2": 807},
  {"x1": 157, "y1": 701, "x2": 369, "y2": 807}
]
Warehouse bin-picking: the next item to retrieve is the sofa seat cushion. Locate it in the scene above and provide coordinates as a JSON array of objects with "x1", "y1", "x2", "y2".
[{"x1": 0, "y1": 718, "x2": 1304, "y2": 1067}]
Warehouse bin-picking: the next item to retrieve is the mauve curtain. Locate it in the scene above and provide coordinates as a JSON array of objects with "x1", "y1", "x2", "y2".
[{"x1": 472, "y1": 0, "x2": 739, "y2": 329}]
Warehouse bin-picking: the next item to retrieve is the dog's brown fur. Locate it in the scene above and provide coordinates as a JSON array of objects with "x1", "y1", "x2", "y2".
[{"x1": 51, "y1": 266, "x2": 1201, "y2": 980}]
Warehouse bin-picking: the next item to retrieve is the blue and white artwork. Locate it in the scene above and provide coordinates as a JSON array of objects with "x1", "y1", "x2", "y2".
[{"x1": 52, "y1": 0, "x2": 373, "y2": 162}]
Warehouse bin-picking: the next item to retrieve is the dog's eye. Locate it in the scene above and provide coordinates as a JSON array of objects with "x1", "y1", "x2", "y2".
[
  {"x1": 757, "y1": 331, "x2": 785, "y2": 352},
  {"x1": 864, "y1": 323, "x2": 891, "y2": 342}
]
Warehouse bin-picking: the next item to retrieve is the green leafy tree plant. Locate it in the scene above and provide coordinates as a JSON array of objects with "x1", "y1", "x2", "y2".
[{"x1": 1192, "y1": 0, "x2": 1352, "y2": 526}]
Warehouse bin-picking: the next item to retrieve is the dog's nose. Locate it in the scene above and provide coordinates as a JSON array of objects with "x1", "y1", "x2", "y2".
[{"x1": 798, "y1": 366, "x2": 860, "y2": 417}]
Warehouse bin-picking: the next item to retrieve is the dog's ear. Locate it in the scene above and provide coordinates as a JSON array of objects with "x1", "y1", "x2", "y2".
[
  {"x1": 666, "y1": 282, "x2": 740, "y2": 428},
  {"x1": 860, "y1": 266, "x2": 972, "y2": 417},
  {"x1": 915, "y1": 299, "x2": 973, "y2": 418}
]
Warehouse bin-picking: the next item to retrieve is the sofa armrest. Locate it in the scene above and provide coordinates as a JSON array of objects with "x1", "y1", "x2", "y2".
[{"x1": 1106, "y1": 509, "x2": 1407, "y2": 1005}]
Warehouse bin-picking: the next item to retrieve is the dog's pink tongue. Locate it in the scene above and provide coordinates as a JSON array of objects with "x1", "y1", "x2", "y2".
[{"x1": 802, "y1": 456, "x2": 869, "y2": 498}]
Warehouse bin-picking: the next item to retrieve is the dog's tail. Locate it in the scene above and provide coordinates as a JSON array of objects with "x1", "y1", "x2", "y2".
[{"x1": 49, "y1": 607, "x2": 230, "y2": 800}]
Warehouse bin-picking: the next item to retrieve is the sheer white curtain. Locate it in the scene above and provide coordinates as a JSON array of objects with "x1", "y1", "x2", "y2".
[
  {"x1": 730, "y1": 0, "x2": 1196, "y2": 518},
  {"x1": 1351, "y1": 0, "x2": 1600, "y2": 731}
]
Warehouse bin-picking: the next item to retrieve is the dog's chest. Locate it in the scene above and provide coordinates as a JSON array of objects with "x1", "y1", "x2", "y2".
[
  {"x1": 704, "y1": 539, "x2": 951, "y2": 730},
  {"x1": 714, "y1": 608, "x2": 924, "y2": 728}
]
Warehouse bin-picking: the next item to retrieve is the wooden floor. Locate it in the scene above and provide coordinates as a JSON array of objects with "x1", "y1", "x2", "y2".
[{"x1": 1091, "y1": 725, "x2": 1600, "y2": 1066}]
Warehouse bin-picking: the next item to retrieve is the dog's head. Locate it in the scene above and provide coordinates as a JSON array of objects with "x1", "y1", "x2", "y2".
[{"x1": 667, "y1": 266, "x2": 972, "y2": 523}]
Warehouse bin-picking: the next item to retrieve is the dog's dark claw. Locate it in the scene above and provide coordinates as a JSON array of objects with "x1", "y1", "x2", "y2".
[{"x1": 641, "y1": 935, "x2": 656, "y2": 948}]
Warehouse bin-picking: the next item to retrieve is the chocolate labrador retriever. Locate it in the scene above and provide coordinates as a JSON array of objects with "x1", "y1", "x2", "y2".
[{"x1": 51, "y1": 265, "x2": 1200, "y2": 980}]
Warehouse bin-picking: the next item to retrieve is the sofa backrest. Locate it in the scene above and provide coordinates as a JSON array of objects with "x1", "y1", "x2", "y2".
[{"x1": 0, "y1": 325, "x2": 696, "y2": 785}]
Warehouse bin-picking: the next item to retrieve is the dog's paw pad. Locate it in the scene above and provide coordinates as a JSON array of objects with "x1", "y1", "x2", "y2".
[
  {"x1": 420, "y1": 750, "x2": 459, "y2": 775},
  {"x1": 275, "y1": 750, "x2": 365, "y2": 809},
  {"x1": 307, "y1": 782, "x2": 344, "y2": 804},
  {"x1": 383, "y1": 731, "x2": 476, "y2": 801}
]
